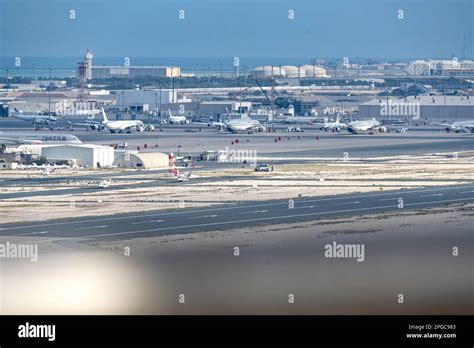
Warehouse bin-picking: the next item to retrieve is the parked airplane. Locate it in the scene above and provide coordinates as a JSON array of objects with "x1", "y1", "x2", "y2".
[
  {"x1": 203, "y1": 108, "x2": 265, "y2": 134},
  {"x1": 101, "y1": 108, "x2": 150, "y2": 133},
  {"x1": 0, "y1": 132, "x2": 82, "y2": 146},
  {"x1": 168, "y1": 110, "x2": 189, "y2": 125},
  {"x1": 321, "y1": 114, "x2": 347, "y2": 132},
  {"x1": 347, "y1": 118, "x2": 383, "y2": 134},
  {"x1": 207, "y1": 116, "x2": 264, "y2": 134},
  {"x1": 437, "y1": 120, "x2": 474, "y2": 133},
  {"x1": 11, "y1": 108, "x2": 57, "y2": 125}
]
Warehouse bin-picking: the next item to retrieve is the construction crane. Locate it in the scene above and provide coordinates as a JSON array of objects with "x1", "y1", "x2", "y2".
[{"x1": 255, "y1": 78, "x2": 276, "y2": 130}]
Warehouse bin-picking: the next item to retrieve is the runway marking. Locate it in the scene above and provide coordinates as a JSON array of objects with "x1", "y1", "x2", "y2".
[
  {"x1": 31, "y1": 196, "x2": 474, "y2": 243},
  {"x1": 186, "y1": 215, "x2": 218, "y2": 219},
  {"x1": 377, "y1": 197, "x2": 399, "y2": 201},
  {"x1": 1, "y1": 185, "x2": 473, "y2": 231},
  {"x1": 460, "y1": 190, "x2": 474, "y2": 194},
  {"x1": 420, "y1": 194, "x2": 444, "y2": 197},
  {"x1": 131, "y1": 220, "x2": 164, "y2": 225},
  {"x1": 298, "y1": 205, "x2": 315, "y2": 209},
  {"x1": 16, "y1": 231, "x2": 49, "y2": 236},
  {"x1": 74, "y1": 225, "x2": 109, "y2": 231},
  {"x1": 334, "y1": 201, "x2": 360, "y2": 205},
  {"x1": 238, "y1": 210, "x2": 268, "y2": 214}
]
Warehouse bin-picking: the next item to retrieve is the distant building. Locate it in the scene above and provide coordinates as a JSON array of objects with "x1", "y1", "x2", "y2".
[
  {"x1": 92, "y1": 66, "x2": 181, "y2": 79},
  {"x1": 76, "y1": 49, "x2": 181, "y2": 85},
  {"x1": 0, "y1": 153, "x2": 29, "y2": 169},
  {"x1": 198, "y1": 101, "x2": 252, "y2": 119},
  {"x1": 359, "y1": 95, "x2": 473, "y2": 121},
  {"x1": 406, "y1": 59, "x2": 474, "y2": 76},
  {"x1": 110, "y1": 89, "x2": 195, "y2": 116},
  {"x1": 293, "y1": 97, "x2": 320, "y2": 116}
]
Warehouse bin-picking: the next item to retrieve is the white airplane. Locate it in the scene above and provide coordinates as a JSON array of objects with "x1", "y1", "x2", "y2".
[
  {"x1": 437, "y1": 120, "x2": 474, "y2": 133},
  {"x1": 208, "y1": 116, "x2": 264, "y2": 134},
  {"x1": 321, "y1": 115, "x2": 347, "y2": 132},
  {"x1": 0, "y1": 132, "x2": 81, "y2": 146},
  {"x1": 101, "y1": 108, "x2": 145, "y2": 133},
  {"x1": 11, "y1": 108, "x2": 57, "y2": 124},
  {"x1": 347, "y1": 118, "x2": 382, "y2": 134},
  {"x1": 204, "y1": 108, "x2": 265, "y2": 134},
  {"x1": 168, "y1": 110, "x2": 189, "y2": 125}
]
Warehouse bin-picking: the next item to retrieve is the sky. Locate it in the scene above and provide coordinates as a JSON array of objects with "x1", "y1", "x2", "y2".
[{"x1": 0, "y1": 0, "x2": 472, "y2": 60}]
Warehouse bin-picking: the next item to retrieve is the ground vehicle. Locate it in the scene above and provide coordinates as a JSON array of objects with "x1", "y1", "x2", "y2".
[
  {"x1": 284, "y1": 126, "x2": 304, "y2": 132},
  {"x1": 254, "y1": 164, "x2": 274, "y2": 172}
]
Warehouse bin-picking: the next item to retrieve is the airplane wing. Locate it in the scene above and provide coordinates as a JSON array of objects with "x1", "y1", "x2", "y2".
[
  {"x1": 0, "y1": 137, "x2": 42, "y2": 145},
  {"x1": 194, "y1": 121, "x2": 226, "y2": 128},
  {"x1": 67, "y1": 120, "x2": 102, "y2": 126}
]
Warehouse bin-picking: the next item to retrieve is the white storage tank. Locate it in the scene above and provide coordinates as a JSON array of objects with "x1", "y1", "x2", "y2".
[
  {"x1": 301, "y1": 65, "x2": 327, "y2": 77},
  {"x1": 253, "y1": 66, "x2": 285, "y2": 77},
  {"x1": 281, "y1": 65, "x2": 304, "y2": 78}
]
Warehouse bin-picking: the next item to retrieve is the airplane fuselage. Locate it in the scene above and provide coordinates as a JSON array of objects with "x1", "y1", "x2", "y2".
[
  {"x1": 12, "y1": 114, "x2": 57, "y2": 124},
  {"x1": 104, "y1": 120, "x2": 144, "y2": 132}
]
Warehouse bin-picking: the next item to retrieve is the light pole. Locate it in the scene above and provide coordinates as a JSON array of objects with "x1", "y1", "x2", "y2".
[
  {"x1": 48, "y1": 67, "x2": 52, "y2": 124},
  {"x1": 159, "y1": 84, "x2": 162, "y2": 130},
  {"x1": 155, "y1": 90, "x2": 158, "y2": 121}
]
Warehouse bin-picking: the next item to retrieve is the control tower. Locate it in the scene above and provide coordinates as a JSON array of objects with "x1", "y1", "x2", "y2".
[
  {"x1": 76, "y1": 49, "x2": 93, "y2": 88},
  {"x1": 85, "y1": 49, "x2": 93, "y2": 84}
]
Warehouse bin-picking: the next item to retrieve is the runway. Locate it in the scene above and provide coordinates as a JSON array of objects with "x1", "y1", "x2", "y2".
[{"x1": 1, "y1": 184, "x2": 473, "y2": 242}]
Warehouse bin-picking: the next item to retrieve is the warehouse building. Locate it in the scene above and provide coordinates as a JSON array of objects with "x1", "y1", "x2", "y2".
[
  {"x1": 92, "y1": 66, "x2": 181, "y2": 79},
  {"x1": 359, "y1": 95, "x2": 474, "y2": 121},
  {"x1": 113, "y1": 89, "x2": 177, "y2": 108},
  {"x1": 108, "y1": 89, "x2": 195, "y2": 117},
  {"x1": 41, "y1": 144, "x2": 114, "y2": 168},
  {"x1": 198, "y1": 101, "x2": 252, "y2": 119},
  {"x1": 113, "y1": 152, "x2": 169, "y2": 169},
  {"x1": 406, "y1": 59, "x2": 474, "y2": 76}
]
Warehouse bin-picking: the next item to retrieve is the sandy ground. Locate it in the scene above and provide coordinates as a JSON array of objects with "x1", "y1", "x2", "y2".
[
  {"x1": 1, "y1": 157, "x2": 473, "y2": 224},
  {"x1": 2, "y1": 203, "x2": 472, "y2": 314}
]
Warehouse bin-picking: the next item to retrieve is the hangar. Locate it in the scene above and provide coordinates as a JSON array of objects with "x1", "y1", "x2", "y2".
[{"x1": 113, "y1": 152, "x2": 169, "y2": 169}]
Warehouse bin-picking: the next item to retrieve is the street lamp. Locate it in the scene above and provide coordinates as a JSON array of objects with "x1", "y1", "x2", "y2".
[{"x1": 159, "y1": 84, "x2": 163, "y2": 130}]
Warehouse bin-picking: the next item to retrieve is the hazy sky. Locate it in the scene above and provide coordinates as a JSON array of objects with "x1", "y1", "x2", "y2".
[{"x1": 0, "y1": 0, "x2": 472, "y2": 59}]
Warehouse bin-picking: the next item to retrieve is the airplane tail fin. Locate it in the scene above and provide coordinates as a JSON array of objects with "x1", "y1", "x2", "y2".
[
  {"x1": 168, "y1": 109, "x2": 172, "y2": 117},
  {"x1": 101, "y1": 108, "x2": 109, "y2": 123},
  {"x1": 336, "y1": 114, "x2": 340, "y2": 123}
]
